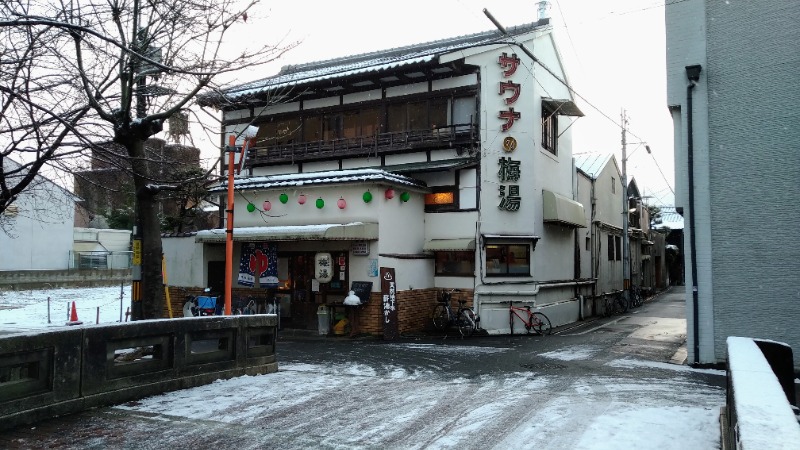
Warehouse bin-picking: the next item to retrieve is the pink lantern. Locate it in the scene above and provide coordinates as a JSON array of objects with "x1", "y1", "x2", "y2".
[
  {"x1": 337, "y1": 197, "x2": 347, "y2": 209},
  {"x1": 385, "y1": 188, "x2": 395, "y2": 200},
  {"x1": 298, "y1": 194, "x2": 307, "y2": 205},
  {"x1": 263, "y1": 200, "x2": 272, "y2": 211}
]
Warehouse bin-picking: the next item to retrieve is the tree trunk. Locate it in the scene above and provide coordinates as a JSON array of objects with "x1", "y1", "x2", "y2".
[{"x1": 129, "y1": 139, "x2": 165, "y2": 319}]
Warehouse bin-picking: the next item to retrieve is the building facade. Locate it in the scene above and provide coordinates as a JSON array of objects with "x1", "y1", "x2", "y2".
[
  {"x1": 170, "y1": 17, "x2": 595, "y2": 335},
  {"x1": 666, "y1": 0, "x2": 800, "y2": 367}
]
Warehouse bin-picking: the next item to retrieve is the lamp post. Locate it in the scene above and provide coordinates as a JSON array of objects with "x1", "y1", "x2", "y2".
[{"x1": 620, "y1": 109, "x2": 651, "y2": 302}]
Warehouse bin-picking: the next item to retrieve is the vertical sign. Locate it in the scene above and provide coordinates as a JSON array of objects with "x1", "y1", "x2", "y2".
[
  {"x1": 497, "y1": 52, "x2": 523, "y2": 211},
  {"x1": 380, "y1": 267, "x2": 398, "y2": 340}
]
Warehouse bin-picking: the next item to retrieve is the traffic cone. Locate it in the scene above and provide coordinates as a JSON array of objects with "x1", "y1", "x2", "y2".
[{"x1": 66, "y1": 301, "x2": 83, "y2": 326}]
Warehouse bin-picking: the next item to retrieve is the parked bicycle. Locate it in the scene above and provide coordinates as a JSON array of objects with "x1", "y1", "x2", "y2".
[
  {"x1": 431, "y1": 289, "x2": 479, "y2": 337},
  {"x1": 629, "y1": 285, "x2": 644, "y2": 308},
  {"x1": 603, "y1": 290, "x2": 629, "y2": 317},
  {"x1": 508, "y1": 302, "x2": 552, "y2": 335}
]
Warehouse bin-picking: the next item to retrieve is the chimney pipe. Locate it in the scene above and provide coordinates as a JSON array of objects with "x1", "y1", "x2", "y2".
[{"x1": 537, "y1": 1, "x2": 551, "y2": 22}]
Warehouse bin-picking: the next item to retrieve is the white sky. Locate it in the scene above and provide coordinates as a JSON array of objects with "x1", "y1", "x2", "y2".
[{"x1": 190, "y1": 0, "x2": 675, "y2": 206}]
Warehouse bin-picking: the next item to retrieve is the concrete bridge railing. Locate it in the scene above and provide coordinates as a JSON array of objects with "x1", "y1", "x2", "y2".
[
  {"x1": 722, "y1": 336, "x2": 800, "y2": 449},
  {"x1": 0, "y1": 315, "x2": 278, "y2": 431}
]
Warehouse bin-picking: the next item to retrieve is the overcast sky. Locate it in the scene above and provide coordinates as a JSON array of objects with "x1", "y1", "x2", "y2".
[{"x1": 195, "y1": 0, "x2": 675, "y2": 206}]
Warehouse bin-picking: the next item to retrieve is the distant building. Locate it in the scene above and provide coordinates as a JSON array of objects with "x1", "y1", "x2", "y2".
[
  {"x1": 666, "y1": 0, "x2": 800, "y2": 367},
  {"x1": 173, "y1": 13, "x2": 593, "y2": 334},
  {"x1": 1, "y1": 159, "x2": 77, "y2": 271}
]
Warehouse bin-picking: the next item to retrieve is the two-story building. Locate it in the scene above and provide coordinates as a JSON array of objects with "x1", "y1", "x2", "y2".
[{"x1": 166, "y1": 15, "x2": 591, "y2": 335}]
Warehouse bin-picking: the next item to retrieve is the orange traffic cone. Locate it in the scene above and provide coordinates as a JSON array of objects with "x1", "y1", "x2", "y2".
[{"x1": 66, "y1": 301, "x2": 83, "y2": 326}]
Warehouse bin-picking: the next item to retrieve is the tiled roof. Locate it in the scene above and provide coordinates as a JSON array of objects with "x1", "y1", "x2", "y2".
[
  {"x1": 210, "y1": 20, "x2": 550, "y2": 104},
  {"x1": 209, "y1": 168, "x2": 427, "y2": 194}
]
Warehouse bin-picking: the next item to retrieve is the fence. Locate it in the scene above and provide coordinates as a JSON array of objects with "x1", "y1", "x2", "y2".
[{"x1": 0, "y1": 315, "x2": 278, "y2": 431}]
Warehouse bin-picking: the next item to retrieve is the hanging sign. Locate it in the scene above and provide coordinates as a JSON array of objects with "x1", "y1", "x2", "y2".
[{"x1": 315, "y1": 252, "x2": 333, "y2": 283}]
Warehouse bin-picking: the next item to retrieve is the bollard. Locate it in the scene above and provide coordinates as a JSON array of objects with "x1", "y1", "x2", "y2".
[
  {"x1": 47, "y1": 296, "x2": 51, "y2": 324},
  {"x1": 96, "y1": 307, "x2": 100, "y2": 324}
]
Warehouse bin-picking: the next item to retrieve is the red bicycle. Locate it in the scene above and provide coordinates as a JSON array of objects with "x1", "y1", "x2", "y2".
[{"x1": 508, "y1": 303, "x2": 552, "y2": 335}]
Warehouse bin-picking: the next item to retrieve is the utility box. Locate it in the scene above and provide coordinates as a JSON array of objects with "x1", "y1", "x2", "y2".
[{"x1": 317, "y1": 306, "x2": 329, "y2": 335}]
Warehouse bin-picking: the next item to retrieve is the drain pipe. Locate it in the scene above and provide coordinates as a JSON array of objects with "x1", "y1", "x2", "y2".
[{"x1": 685, "y1": 64, "x2": 702, "y2": 364}]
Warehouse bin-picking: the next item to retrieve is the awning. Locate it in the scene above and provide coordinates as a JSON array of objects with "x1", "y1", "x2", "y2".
[
  {"x1": 542, "y1": 98, "x2": 584, "y2": 117},
  {"x1": 542, "y1": 190, "x2": 586, "y2": 228},
  {"x1": 423, "y1": 238, "x2": 476, "y2": 251},
  {"x1": 195, "y1": 222, "x2": 378, "y2": 243}
]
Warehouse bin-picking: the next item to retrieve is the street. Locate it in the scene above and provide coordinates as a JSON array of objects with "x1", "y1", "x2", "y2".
[{"x1": 1, "y1": 287, "x2": 726, "y2": 449}]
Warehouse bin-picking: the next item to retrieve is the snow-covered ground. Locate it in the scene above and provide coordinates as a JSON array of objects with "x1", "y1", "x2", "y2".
[
  {"x1": 1, "y1": 284, "x2": 136, "y2": 331},
  {"x1": 0, "y1": 286, "x2": 750, "y2": 449}
]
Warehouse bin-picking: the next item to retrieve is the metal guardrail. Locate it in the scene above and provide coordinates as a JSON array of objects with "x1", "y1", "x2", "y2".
[{"x1": 0, "y1": 315, "x2": 278, "y2": 431}]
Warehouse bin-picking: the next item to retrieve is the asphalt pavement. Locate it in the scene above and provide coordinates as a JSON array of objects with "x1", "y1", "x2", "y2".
[{"x1": 1, "y1": 286, "x2": 727, "y2": 449}]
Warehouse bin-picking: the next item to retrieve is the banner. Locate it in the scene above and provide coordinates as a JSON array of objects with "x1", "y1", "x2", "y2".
[{"x1": 238, "y1": 242, "x2": 278, "y2": 287}]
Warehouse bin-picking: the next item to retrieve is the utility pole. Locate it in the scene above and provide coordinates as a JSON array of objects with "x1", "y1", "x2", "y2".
[{"x1": 621, "y1": 109, "x2": 630, "y2": 302}]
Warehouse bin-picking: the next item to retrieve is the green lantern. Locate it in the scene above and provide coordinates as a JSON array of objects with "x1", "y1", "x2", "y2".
[
  {"x1": 246, "y1": 203, "x2": 256, "y2": 212},
  {"x1": 316, "y1": 198, "x2": 325, "y2": 209},
  {"x1": 400, "y1": 192, "x2": 410, "y2": 202},
  {"x1": 279, "y1": 193, "x2": 289, "y2": 204},
  {"x1": 363, "y1": 191, "x2": 373, "y2": 203}
]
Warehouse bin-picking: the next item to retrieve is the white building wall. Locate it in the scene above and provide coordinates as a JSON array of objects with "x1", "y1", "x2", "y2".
[{"x1": 0, "y1": 175, "x2": 75, "y2": 271}]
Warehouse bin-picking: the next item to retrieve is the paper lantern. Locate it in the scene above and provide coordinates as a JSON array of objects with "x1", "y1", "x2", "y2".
[
  {"x1": 263, "y1": 200, "x2": 272, "y2": 211},
  {"x1": 298, "y1": 194, "x2": 307, "y2": 205},
  {"x1": 316, "y1": 198, "x2": 325, "y2": 209},
  {"x1": 400, "y1": 192, "x2": 410, "y2": 202},
  {"x1": 279, "y1": 193, "x2": 289, "y2": 204},
  {"x1": 363, "y1": 191, "x2": 373, "y2": 203},
  {"x1": 246, "y1": 203, "x2": 256, "y2": 212},
  {"x1": 337, "y1": 197, "x2": 346, "y2": 209},
  {"x1": 385, "y1": 188, "x2": 395, "y2": 199}
]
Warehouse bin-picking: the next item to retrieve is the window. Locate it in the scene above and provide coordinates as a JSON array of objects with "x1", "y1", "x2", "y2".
[
  {"x1": 360, "y1": 107, "x2": 381, "y2": 137},
  {"x1": 615, "y1": 236, "x2": 622, "y2": 261},
  {"x1": 323, "y1": 114, "x2": 342, "y2": 141},
  {"x1": 585, "y1": 236, "x2": 590, "y2": 251},
  {"x1": 303, "y1": 116, "x2": 321, "y2": 142},
  {"x1": 387, "y1": 103, "x2": 406, "y2": 132},
  {"x1": 424, "y1": 186, "x2": 457, "y2": 212},
  {"x1": 541, "y1": 106, "x2": 558, "y2": 154},
  {"x1": 342, "y1": 111, "x2": 359, "y2": 139},
  {"x1": 430, "y1": 98, "x2": 449, "y2": 132},
  {"x1": 608, "y1": 235, "x2": 615, "y2": 261},
  {"x1": 486, "y1": 243, "x2": 530, "y2": 277},
  {"x1": 611, "y1": 178, "x2": 616, "y2": 193},
  {"x1": 407, "y1": 101, "x2": 427, "y2": 131},
  {"x1": 434, "y1": 251, "x2": 475, "y2": 276}
]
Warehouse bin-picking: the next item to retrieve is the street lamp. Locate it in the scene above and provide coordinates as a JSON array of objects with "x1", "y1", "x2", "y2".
[{"x1": 620, "y1": 109, "x2": 651, "y2": 302}]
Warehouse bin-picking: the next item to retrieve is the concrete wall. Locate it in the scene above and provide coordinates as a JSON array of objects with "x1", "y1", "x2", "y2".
[
  {"x1": 0, "y1": 269, "x2": 131, "y2": 290},
  {"x1": 667, "y1": 0, "x2": 800, "y2": 366}
]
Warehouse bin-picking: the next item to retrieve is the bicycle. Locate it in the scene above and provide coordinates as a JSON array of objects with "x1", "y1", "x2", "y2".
[
  {"x1": 629, "y1": 285, "x2": 644, "y2": 308},
  {"x1": 604, "y1": 291, "x2": 629, "y2": 316},
  {"x1": 508, "y1": 302, "x2": 552, "y2": 335},
  {"x1": 431, "y1": 289, "x2": 478, "y2": 337}
]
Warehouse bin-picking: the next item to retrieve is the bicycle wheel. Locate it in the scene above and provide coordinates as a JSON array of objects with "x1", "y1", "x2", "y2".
[
  {"x1": 509, "y1": 310, "x2": 515, "y2": 335},
  {"x1": 458, "y1": 309, "x2": 476, "y2": 337},
  {"x1": 617, "y1": 294, "x2": 629, "y2": 313},
  {"x1": 531, "y1": 312, "x2": 552, "y2": 335},
  {"x1": 432, "y1": 304, "x2": 449, "y2": 330},
  {"x1": 604, "y1": 296, "x2": 615, "y2": 317}
]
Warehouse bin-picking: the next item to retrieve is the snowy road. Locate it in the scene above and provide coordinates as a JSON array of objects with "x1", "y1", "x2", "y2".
[{"x1": 1, "y1": 286, "x2": 727, "y2": 449}]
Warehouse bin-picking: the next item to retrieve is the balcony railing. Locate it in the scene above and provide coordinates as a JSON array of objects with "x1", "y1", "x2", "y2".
[{"x1": 247, "y1": 122, "x2": 478, "y2": 166}]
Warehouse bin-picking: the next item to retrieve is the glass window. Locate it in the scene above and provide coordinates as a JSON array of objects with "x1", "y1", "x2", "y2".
[
  {"x1": 361, "y1": 107, "x2": 381, "y2": 137},
  {"x1": 430, "y1": 98, "x2": 449, "y2": 131},
  {"x1": 303, "y1": 116, "x2": 321, "y2": 143},
  {"x1": 435, "y1": 251, "x2": 475, "y2": 277},
  {"x1": 486, "y1": 243, "x2": 530, "y2": 277},
  {"x1": 608, "y1": 235, "x2": 615, "y2": 261},
  {"x1": 276, "y1": 118, "x2": 300, "y2": 145},
  {"x1": 387, "y1": 104, "x2": 406, "y2": 132},
  {"x1": 453, "y1": 96, "x2": 476, "y2": 131},
  {"x1": 615, "y1": 236, "x2": 622, "y2": 261},
  {"x1": 542, "y1": 106, "x2": 557, "y2": 154},
  {"x1": 255, "y1": 121, "x2": 279, "y2": 147},
  {"x1": 424, "y1": 187, "x2": 457, "y2": 212},
  {"x1": 323, "y1": 114, "x2": 342, "y2": 141},
  {"x1": 342, "y1": 111, "x2": 359, "y2": 139},
  {"x1": 407, "y1": 101, "x2": 427, "y2": 131}
]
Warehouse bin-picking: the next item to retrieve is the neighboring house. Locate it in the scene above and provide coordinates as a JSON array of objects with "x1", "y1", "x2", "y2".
[
  {"x1": 0, "y1": 159, "x2": 77, "y2": 271},
  {"x1": 666, "y1": 1, "x2": 800, "y2": 367},
  {"x1": 170, "y1": 13, "x2": 591, "y2": 335},
  {"x1": 626, "y1": 178, "x2": 655, "y2": 293},
  {"x1": 574, "y1": 152, "x2": 623, "y2": 309},
  {"x1": 653, "y1": 207, "x2": 684, "y2": 287}
]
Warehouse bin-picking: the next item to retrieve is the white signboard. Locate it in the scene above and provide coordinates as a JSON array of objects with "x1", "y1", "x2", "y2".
[{"x1": 352, "y1": 241, "x2": 370, "y2": 256}]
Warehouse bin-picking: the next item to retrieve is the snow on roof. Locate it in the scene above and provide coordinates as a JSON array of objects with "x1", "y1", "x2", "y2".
[
  {"x1": 209, "y1": 168, "x2": 427, "y2": 194},
  {"x1": 207, "y1": 21, "x2": 549, "y2": 104},
  {"x1": 574, "y1": 152, "x2": 613, "y2": 178},
  {"x1": 654, "y1": 210, "x2": 684, "y2": 230}
]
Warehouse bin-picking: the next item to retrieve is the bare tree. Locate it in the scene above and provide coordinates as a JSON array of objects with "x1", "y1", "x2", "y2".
[{"x1": 1, "y1": 0, "x2": 295, "y2": 319}]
